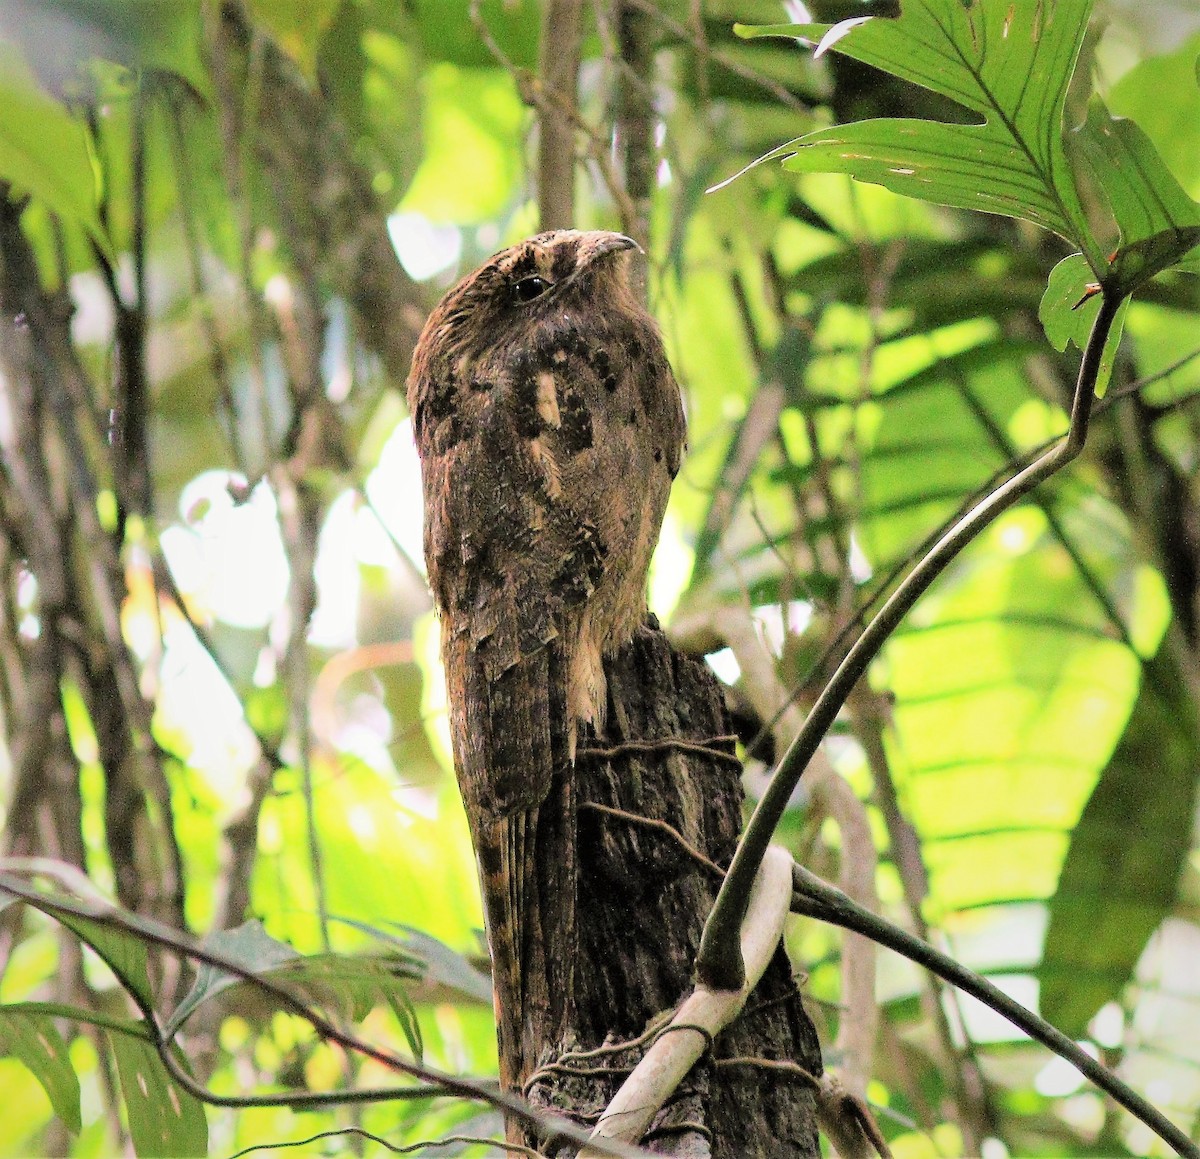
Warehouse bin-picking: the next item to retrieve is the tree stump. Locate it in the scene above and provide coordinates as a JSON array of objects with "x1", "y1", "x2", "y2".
[{"x1": 491, "y1": 620, "x2": 823, "y2": 1155}]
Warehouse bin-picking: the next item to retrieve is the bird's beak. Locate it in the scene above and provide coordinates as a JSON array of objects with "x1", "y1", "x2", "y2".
[{"x1": 588, "y1": 233, "x2": 642, "y2": 260}]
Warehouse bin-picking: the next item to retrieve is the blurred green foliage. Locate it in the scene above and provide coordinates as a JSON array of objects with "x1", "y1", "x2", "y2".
[{"x1": 1, "y1": 1, "x2": 1199, "y2": 1157}]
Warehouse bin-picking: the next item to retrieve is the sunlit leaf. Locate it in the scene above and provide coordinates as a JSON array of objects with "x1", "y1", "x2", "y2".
[
  {"x1": 0, "y1": 1006, "x2": 82, "y2": 1134},
  {"x1": 736, "y1": 1, "x2": 1100, "y2": 265}
]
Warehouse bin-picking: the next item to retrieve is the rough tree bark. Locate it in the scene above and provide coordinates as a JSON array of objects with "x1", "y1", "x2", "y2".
[{"x1": 495, "y1": 621, "x2": 823, "y2": 1156}]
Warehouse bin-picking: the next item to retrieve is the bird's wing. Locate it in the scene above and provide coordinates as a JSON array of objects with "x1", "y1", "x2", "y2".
[{"x1": 414, "y1": 348, "x2": 605, "y2": 817}]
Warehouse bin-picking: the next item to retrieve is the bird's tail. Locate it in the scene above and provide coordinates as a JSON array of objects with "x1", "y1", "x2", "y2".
[{"x1": 441, "y1": 632, "x2": 573, "y2": 1093}]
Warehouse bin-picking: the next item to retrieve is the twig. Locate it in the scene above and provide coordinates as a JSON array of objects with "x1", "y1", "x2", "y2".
[
  {"x1": 579, "y1": 802, "x2": 724, "y2": 876},
  {"x1": 227, "y1": 1128, "x2": 545, "y2": 1159}
]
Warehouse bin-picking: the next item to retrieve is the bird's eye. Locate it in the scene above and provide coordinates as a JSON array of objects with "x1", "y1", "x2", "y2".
[{"x1": 513, "y1": 275, "x2": 552, "y2": 303}]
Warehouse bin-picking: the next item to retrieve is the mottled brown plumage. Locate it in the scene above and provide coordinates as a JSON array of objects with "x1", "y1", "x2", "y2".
[{"x1": 407, "y1": 230, "x2": 685, "y2": 1088}]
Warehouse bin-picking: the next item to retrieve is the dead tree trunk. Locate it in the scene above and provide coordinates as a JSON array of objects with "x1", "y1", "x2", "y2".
[{"x1": 495, "y1": 620, "x2": 823, "y2": 1156}]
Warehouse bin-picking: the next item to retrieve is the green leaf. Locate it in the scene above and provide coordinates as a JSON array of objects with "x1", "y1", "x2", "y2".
[
  {"x1": 1040, "y1": 648, "x2": 1200, "y2": 1035},
  {"x1": 165, "y1": 919, "x2": 299, "y2": 1037},
  {"x1": 1037, "y1": 253, "x2": 1129, "y2": 395},
  {"x1": 1073, "y1": 98, "x2": 1200, "y2": 293},
  {"x1": 0, "y1": 43, "x2": 110, "y2": 256},
  {"x1": 0, "y1": 1001, "x2": 153, "y2": 1041},
  {"x1": 0, "y1": 1005, "x2": 82, "y2": 1134},
  {"x1": 43, "y1": 904, "x2": 156, "y2": 1012},
  {"x1": 735, "y1": 1, "x2": 1100, "y2": 265},
  {"x1": 108, "y1": 1033, "x2": 207, "y2": 1159}
]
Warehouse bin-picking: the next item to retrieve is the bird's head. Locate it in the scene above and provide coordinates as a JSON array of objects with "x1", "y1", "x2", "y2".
[{"x1": 411, "y1": 230, "x2": 642, "y2": 372}]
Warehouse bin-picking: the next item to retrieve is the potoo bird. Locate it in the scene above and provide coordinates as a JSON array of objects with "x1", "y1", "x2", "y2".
[{"x1": 408, "y1": 230, "x2": 685, "y2": 1088}]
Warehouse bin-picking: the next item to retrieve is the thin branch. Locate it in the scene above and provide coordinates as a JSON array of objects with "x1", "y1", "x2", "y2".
[
  {"x1": 227, "y1": 1129, "x2": 544, "y2": 1159},
  {"x1": 471, "y1": 0, "x2": 638, "y2": 231},
  {"x1": 580, "y1": 802, "x2": 724, "y2": 876},
  {"x1": 577, "y1": 736, "x2": 741, "y2": 768}
]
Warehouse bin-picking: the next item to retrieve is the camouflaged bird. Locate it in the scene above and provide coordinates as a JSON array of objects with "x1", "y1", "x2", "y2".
[{"x1": 407, "y1": 230, "x2": 685, "y2": 1086}]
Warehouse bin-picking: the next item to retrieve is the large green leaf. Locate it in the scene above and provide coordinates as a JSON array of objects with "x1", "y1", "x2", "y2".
[
  {"x1": 0, "y1": 1006, "x2": 82, "y2": 1134},
  {"x1": 736, "y1": 1, "x2": 1098, "y2": 264},
  {"x1": 859, "y1": 338, "x2": 1168, "y2": 918},
  {"x1": 1040, "y1": 647, "x2": 1200, "y2": 1035}
]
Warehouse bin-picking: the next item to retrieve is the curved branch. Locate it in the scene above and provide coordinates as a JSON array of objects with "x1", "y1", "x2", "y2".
[{"x1": 697, "y1": 291, "x2": 1123, "y2": 991}]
